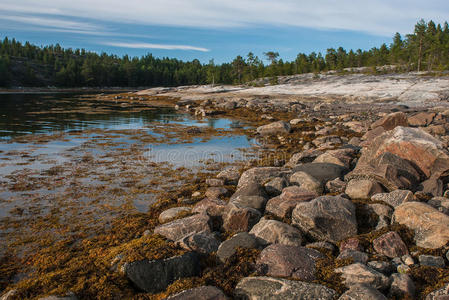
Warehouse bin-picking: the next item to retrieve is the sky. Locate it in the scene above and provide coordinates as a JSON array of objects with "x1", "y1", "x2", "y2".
[{"x1": 0, "y1": 0, "x2": 448, "y2": 64}]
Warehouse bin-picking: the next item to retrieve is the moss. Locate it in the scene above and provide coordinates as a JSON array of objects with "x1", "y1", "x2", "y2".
[
  {"x1": 313, "y1": 255, "x2": 353, "y2": 295},
  {"x1": 409, "y1": 265, "x2": 449, "y2": 299}
]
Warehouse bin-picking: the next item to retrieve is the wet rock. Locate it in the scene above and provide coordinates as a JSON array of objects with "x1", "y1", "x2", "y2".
[
  {"x1": 264, "y1": 177, "x2": 287, "y2": 196},
  {"x1": 217, "y1": 167, "x2": 240, "y2": 185},
  {"x1": 427, "y1": 197, "x2": 449, "y2": 215},
  {"x1": 371, "y1": 112, "x2": 408, "y2": 131},
  {"x1": 389, "y1": 273, "x2": 415, "y2": 298},
  {"x1": 123, "y1": 252, "x2": 200, "y2": 293},
  {"x1": 408, "y1": 112, "x2": 436, "y2": 127},
  {"x1": 339, "y1": 284, "x2": 387, "y2": 300},
  {"x1": 335, "y1": 263, "x2": 390, "y2": 290},
  {"x1": 222, "y1": 202, "x2": 261, "y2": 233},
  {"x1": 256, "y1": 121, "x2": 291, "y2": 136},
  {"x1": 371, "y1": 190, "x2": 414, "y2": 208},
  {"x1": 337, "y1": 250, "x2": 369, "y2": 264},
  {"x1": 177, "y1": 231, "x2": 220, "y2": 254},
  {"x1": 373, "y1": 231, "x2": 408, "y2": 258},
  {"x1": 340, "y1": 238, "x2": 364, "y2": 252},
  {"x1": 217, "y1": 232, "x2": 258, "y2": 262},
  {"x1": 289, "y1": 171, "x2": 323, "y2": 194},
  {"x1": 154, "y1": 213, "x2": 211, "y2": 242},
  {"x1": 159, "y1": 207, "x2": 191, "y2": 223},
  {"x1": 192, "y1": 198, "x2": 227, "y2": 217},
  {"x1": 345, "y1": 179, "x2": 384, "y2": 200},
  {"x1": 393, "y1": 202, "x2": 449, "y2": 249},
  {"x1": 418, "y1": 255, "x2": 445, "y2": 268},
  {"x1": 292, "y1": 195, "x2": 357, "y2": 243},
  {"x1": 426, "y1": 282, "x2": 449, "y2": 300},
  {"x1": 326, "y1": 178, "x2": 347, "y2": 194},
  {"x1": 166, "y1": 285, "x2": 228, "y2": 300},
  {"x1": 206, "y1": 178, "x2": 225, "y2": 187},
  {"x1": 234, "y1": 276, "x2": 336, "y2": 300},
  {"x1": 249, "y1": 218, "x2": 303, "y2": 246},
  {"x1": 256, "y1": 244, "x2": 323, "y2": 281},
  {"x1": 205, "y1": 187, "x2": 228, "y2": 199}
]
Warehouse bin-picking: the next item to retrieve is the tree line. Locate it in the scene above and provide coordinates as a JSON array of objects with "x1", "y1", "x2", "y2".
[{"x1": 0, "y1": 19, "x2": 448, "y2": 88}]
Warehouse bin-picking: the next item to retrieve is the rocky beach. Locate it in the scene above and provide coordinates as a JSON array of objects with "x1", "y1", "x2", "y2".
[{"x1": 2, "y1": 72, "x2": 449, "y2": 299}]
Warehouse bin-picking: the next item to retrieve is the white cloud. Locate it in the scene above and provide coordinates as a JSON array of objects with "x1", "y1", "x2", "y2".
[
  {"x1": 104, "y1": 42, "x2": 210, "y2": 52},
  {"x1": 0, "y1": 0, "x2": 448, "y2": 36},
  {"x1": 0, "y1": 14, "x2": 101, "y2": 32}
]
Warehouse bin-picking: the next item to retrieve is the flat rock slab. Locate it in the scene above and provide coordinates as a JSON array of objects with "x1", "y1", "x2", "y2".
[
  {"x1": 166, "y1": 285, "x2": 228, "y2": 300},
  {"x1": 154, "y1": 213, "x2": 211, "y2": 241},
  {"x1": 234, "y1": 276, "x2": 336, "y2": 300}
]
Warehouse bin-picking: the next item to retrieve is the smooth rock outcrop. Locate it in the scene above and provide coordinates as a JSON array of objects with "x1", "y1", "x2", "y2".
[
  {"x1": 335, "y1": 263, "x2": 390, "y2": 290},
  {"x1": 292, "y1": 195, "x2": 357, "y2": 243},
  {"x1": 154, "y1": 213, "x2": 211, "y2": 241},
  {"x1": 249, "y1": 218, "x2": 302, "y2": 246},
  {"x1": 393, "y1": 202, "x2": 449, "y2": 249},
  {"x1": 234, "y1": 276, "x2": 336, "y2": 300},
  {"x1": 337, "y1": 250, "x2": 369, "y2": 264}
]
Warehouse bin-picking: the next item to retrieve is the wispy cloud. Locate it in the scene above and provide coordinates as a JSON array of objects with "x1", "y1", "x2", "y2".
[
  {"x1": 104, "y1": 42, "x2": 210, "y2": 52},
  {"x1": 0, "y1": 14, "x2": 101, "y2": 32}
]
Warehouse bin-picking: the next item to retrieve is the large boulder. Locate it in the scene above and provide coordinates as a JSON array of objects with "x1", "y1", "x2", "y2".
[
  {"x1": 166, "y1": 286, "x2": 228, "y2": 300},
  {"x1": 335, "y1": 263, "x2": 390, "y2": 290},
  {"x1": 292, "y1": 163, "x2": 347, "y2": 185},
  {"x1": 292, "y1": 195, "x2": 357, "y2": 243},
  {"x1": 393, "y1": 202, "x2": 449, "y2": 249},
  {"x1": 234, "y1": 276, "x2": 336, "y2": 300},
  {"x1": 256, "y1": 121, "x2": 291, "y2": 136},
  {"x1": 289, "y1": 171, "x2": 323, "y2": 194},
  {"x1": 123, "y1": 252, "x2": 200, "y2": 293},
  {"x1": 313, "y1": 148, "x2": 356, "y2": 169},
  {"x1": 154, "y1": 213, "x2": 211, "y2": 241},
  {"x1": 249, "y1": 218, "x2": 303, "y2": 246},
  {"x1": 371, "y1": 112, "x2": 408, "y2": 131},
  {"x1": 256, "y1": 244, "x2": 323, "y2": 281}
]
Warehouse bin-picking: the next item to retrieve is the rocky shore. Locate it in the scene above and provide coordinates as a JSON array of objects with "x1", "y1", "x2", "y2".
[{"x1": 3, "y1": 74, "x2": 449, "y2": 299}]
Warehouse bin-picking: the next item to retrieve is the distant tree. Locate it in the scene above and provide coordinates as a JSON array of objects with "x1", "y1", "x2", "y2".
[{"x1": 264, "y1": 51, "x2": 279, "y2": 65}]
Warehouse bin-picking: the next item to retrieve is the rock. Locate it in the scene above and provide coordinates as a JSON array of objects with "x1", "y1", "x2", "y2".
[
  {"x1": 337, "y1": 250, "x2": 369, "y2": 264},
  {"x1": 38, "y1": 295, "x2": 77, "y2": 300},
  {"x1": 326, "y1": 178, "x2": 347, "y2": 194},
  {"x1": 231, "y1": 195, "x2": 268, "y2": 211},
  {"x1": 335, "y1": 263, "x2": 390, "y2": 290},
  {"x1": 339, "y1": 284, "x2": 387, "y2": 300},
  {"x1": 340, "y1": 238, "x2": 364, "y2": 252},
  {"x1": 159, "y1": 207, "x2": 192, "y2": 223},
  {"x1": 368, "y1": 261, "x2": 393, "y2": 275},
  {"x1": 231, "y1": 181, "x2": 268, "y2": 200},
  {"x1": 154, "y1": 213, "x2": 211, "y2": 241},
  {"x1": 249, "y1": 218, "x2": 303, "y2": 246},
  {"x1": 389, "y1": 273, "x2": 415, "y2": 298},
  {"x1": 290, "y1": 118, "x2": 302, "y2": 125},
  {"x1": 124, "y1": 252, "x2": 200, "y2": 293},
  {"x1": 222, "y1": 202, "x2": 261, "y2": 233},
  {"x1": 306, "y1": 241, "x2": 336, "y2": 252},
  {"x1": 257, "y1": 244, "x2": 323, "y2": 281},
  {"x1": 362, "y1": 126, "x2": 386, "y2": 143},
  {"x1": 256, "y1": 121, "x2": 291, "y2": 136},
  {"x1": 371, "y1": 190, "x2": 414, "y2": 208},
  {"x1": 428, "y1": 197, "x2": 449, "y2": 215},
  {"x1": 177, "y1": 231, "x2": 220, "y2": 254},
  {"x1": 397, "y1": 264, "x2": 410, "y2": 274},
  {"x1": 312, "y1": 135, "x2": 343, "y2": 148},
  {"x1": 402, "y1": 254, "x2": 415, "y2": 266},
  {"x1": 192, "y1": 198, "x2": 227, "y2": 217},
  {"x1": 292, "y1": 195, "x2": 357, "y2": 243},
  {"x1": 205, "y1": 187, "x2": 228, "y2": 199},
  {"x1": 285, "y1": 149, "x2": 323, "y2": 167},
  {"x1": 217, "y1": 167, "x2": 240, "y2": 185},
  {"x1": 206, "y1": 178, "x2": 225, "y2": 187},
  {"x1": 371, "y1": 112, "x2": 408, "y2": 131},
  {"x1": 408, "y1": 112, "x2": 436, "y2": 127},
  {"x1": 292, "y1": 163, "x2": 347, "y2": 185},
  {"x1": 166, "y1": 285, "x2": 228, "y2": 300},
  {"x1": 234, "y1": 276, "x2": 336, "y2": 300},
  {"x1": 264, "y1": 177, "x2": 287, "y2": 196},
  {"x1": 265, "y1": 188, "x2": 318, "y2": 219},
  {"x1": 426, "y1": 282, "x2": 449, "y2": 300},
  {"x1": 237, "y1": 167, "x2": 285, "y2": 188},
  {"x1": 345, "y1": 179, "x2": 384, "y2": 200},
  {"x1": 421, "y1": 176, "x2": 444, "y2": 197},
  {"x1": 217, "y1": 232, "x2": 258, "y2": 262},
  {"x1": 393, "y1": 202, "x2": 449, "y2": 249},
  {"x1": 289, "y1": 171, "x2": 323, "y2": 194},
  {"x1": 314, "y1": 148, "x2": 355, "y2": 169},
  {"x1": 0, "y1": 290, "x2": 18, "y2": 300},
  {"x1": 279, "y1": 185, "x2": 318, "y2": 202},
  {"x1": 418, "y1": 255, "x2": 446, "y2": 268},
  {"x1": 373, "y1": 231, "x2": 408, "y2": 258},
  {"x1": 365, "y1": 203, "x2": 393, "y2": 229}
]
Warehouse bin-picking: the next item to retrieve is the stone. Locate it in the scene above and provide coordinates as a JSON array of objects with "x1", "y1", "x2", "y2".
[
  {"x1": 292, "y1": 195, "x2": 357, "y2": 243},
  {"x1": 419, "y1": 255, "x2": 446, "y2": 268},
  {"x1": 237, "y1": 167, "x2": 285, "y2": 189},
  {"x1": 154, "y1": 213, "x2": 211, "y2": 242},
  {"x1": 158, "y1": 207, "x2": 191, "y2": 223},
  {"x1": 234, "y1": 276, "x2": 336, "y2": 300},
  {"x1": 231, "y1": 195, "x2": 268, "y2": 211},
  {"x1": 0, "y1": 290, "x2": 18, "y2": 300},
  {"x1": 257, "y1": 244, "x2": 323, "y2": 281},
  {"x1": 306, "y1": 241, "x2": 336, "y2": 252},
  {"x1": 428, "y1": 197, "x2": 449, "y2": 215},
  {"x1": 368, "y1": 261, "x2": 393, "y2": 275},
  {"x1": 217, "y1": 167, "x2": 240, "y2": 185},
  {"x1": 256, "y1": 121, "x2": 291, "y2": 136},
  {"x1": 192, "y1": 198, "x2": 227, "y2": 217},
  {"x1": 265, "y1": 187, "x2": 317, "y2": 219},
  {"x1": 389, "y1": 273, "x2": 415, "y2": 299},
  {"x1": 371, "y1": 112, "x2": 408, "y2": 131},
  {"x1": 222, "y1": 202, "x2": 261, "y2": 233},
  {"x1": 362, "y1": 126, "x2": 386, "y2": 143},
  {"x1": 205, "y1": 187, "x2": 228, "y2": 199},
  {"x1": 345, "y1": 179, "x2": 384, "y2": 200},
  {"x1": 285, "y1": 149, "x2": 323, "y2": 167},
  {"x1": 38, "y1": 295, "x2": 77, "y2": 300},
  {"x1": 231, "y1": 181, "x2": 268, "y2": 201},
  {"x1": 314, "y1": 148, "x2": 355, "y2": 169},
  {"x1": 402, "y1": 254, "x2": 415, "y2": 266},
  {"x1": 373, "y1": 231, "x2": 409, "y2": 258},
  {"x1": 292, "y1": 163, "x2": 347, "y2": 185},
  {"x1": 326, "y1": 178, "x2": 347, "y2": 194},
  {"x1": 337, "y1": 250, "x2": 369, "y2": 264},
  {"x1": 206, "y1": 178, "x2": 225, "y2": 187},
  {"x1": 312, "y1": 135, "x2": 343, "y2": 148},
  {"x1": 408, "y1": 112, "x2": 436, "y2": 127},
  {"x1": 124, "y1": 252, "x2": 200, "y2": 293},
  {"x1": 217, "y1": 232, "x2": 258, "y2": 262},
  {"x1": 365, "y1": 203, "x2": 393, "y2": 230},
  {"x1": 335, "y1": 263, "x2": 390, "y2": 290},
  {"x1": 289, "y1": 171, "x2": 323, "y2": 194},
  {"x1": 177, "y1": 231, "x2": 220, "y2": 254},
  {"x1": 426, "y1": 283, "x2": 449, "y2": 300},
  {"x1": 339, "y1": 284, "x2": 387, "y2": 300},
  {"x1": 340, "y1": 238, "x2": 363, "y2": 252},
  {"x1": 397, "y1": 264, "x2": 410, "y2": 274},
  {"x1": 166, "y1": 286, "x2": 228, "y2": 300},
  {"x1": 421, "y1": 176, "x2": 444, "y2": 197},
  {"x1": 279, "y1": 185, "x2": 318, "y2": 202},
  {"x1": 393, "y1": 202, "x2": 449, "y2": 249},
  {"x1": 249, "y1": 218, "x2": 303, "y2": 246},
  {"x1": 264, "y1": 177, "x2": 287, "y2": 196},
  {"x1": 371, "y1": 190, "x2": 414, "y2": 208}
]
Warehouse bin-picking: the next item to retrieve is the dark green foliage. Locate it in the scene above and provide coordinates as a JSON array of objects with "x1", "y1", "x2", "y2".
[{"x1": 1, "y1": 19, "x2": 449, "y2": 88}]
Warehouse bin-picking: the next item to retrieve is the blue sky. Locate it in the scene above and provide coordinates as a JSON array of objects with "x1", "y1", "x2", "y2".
[{"x1": 1, "y1": 0, "x2": 448, "y2": 64}]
